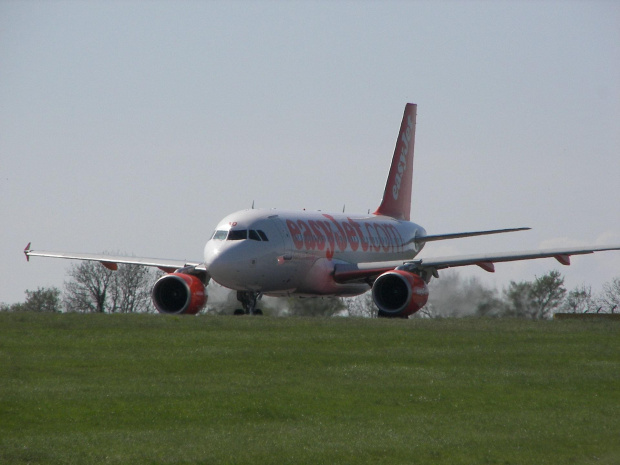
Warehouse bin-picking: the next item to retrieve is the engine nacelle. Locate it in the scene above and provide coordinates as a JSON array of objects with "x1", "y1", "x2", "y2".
[
  {"x1": 372, "y1": 270, "x2": 429, "y2": 318},
  {"x1": 152, "y1": 273, "x2": 207, "y2": 315}
]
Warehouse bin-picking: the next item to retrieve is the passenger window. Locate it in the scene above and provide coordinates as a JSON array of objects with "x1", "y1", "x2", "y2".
[
  {"x1": 212, "y1": 230, "x2": 228, "y2": 240},
  {"x1": 258, "y1": 230, "x2": 268, "y2": 241},
  {"x1": 227, "y1": 230, "x2": 247, "y2": 240},
  {"x1": 249, "y1": 230, "x2": 261, "y2": 241}
]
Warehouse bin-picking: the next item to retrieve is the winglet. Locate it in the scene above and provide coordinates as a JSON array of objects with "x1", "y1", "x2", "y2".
[
  {"x1": 374, "y1": 103, "x2": 417, "y2": 221},
  {"x1": 24, "y1": 242, "x2": 31, "y2": 262}
]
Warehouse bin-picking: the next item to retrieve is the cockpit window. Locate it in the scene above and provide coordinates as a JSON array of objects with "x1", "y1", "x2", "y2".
[
  {"x1": 212, "y1": 229, "x2": 268, "y2": 241},
  {"x1": 227, "y1": 229, "x2": 247, "y2": 241},
  {"x1": 212, "y1": 230, "x2": 228, "y2": 240},
  {"x1": 248, "y1": 229, "x2": 269, "y2": 241}
]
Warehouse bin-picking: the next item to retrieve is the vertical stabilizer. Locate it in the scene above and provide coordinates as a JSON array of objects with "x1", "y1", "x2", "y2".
[{"x1": 373, "y1": 103, "x2": 417, "y2": 221}]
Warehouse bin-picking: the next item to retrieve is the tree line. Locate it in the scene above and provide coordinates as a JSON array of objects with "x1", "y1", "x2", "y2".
[
  {"x1": 2, "y1": 261, "x2": 161, "y2": 314},
  {"x1": 343, "y1": 270, "x2": 620, "y2": 319},
  {"x1": 417, "y1": 270, "x2": 619, "y2": 319},
  {"x1": 2, "y1": 261, "x2": 619, "y2": 319}
]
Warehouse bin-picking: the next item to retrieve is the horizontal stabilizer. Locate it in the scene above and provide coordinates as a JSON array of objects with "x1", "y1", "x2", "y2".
[{"x1": 413, "y1": 227, "x2": 530, "y2": 243}]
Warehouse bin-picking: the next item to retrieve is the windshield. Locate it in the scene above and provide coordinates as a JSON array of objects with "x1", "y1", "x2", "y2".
[
  {"x1": 227, "y1": 230, "x2": 247, "y2": 240},
  {"x1": 212, "y1": 230, "x2": 228, "y2": 240},
  {"x1": 211, "y1": 229, "x2": 269, "y2": 241}
]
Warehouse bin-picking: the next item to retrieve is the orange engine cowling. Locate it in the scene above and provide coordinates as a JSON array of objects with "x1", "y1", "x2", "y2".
[
  {"x1": 151, "y1": 273, "x2": 207, "y2": 315},
  {"x1": 372, "y1": 270, "x2": 429, "y2": 318}
]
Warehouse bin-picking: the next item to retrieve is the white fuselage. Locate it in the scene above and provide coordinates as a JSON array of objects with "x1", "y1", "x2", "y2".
[{"x1": 204, "y1": 209, "x2": 426, "y2": 297}]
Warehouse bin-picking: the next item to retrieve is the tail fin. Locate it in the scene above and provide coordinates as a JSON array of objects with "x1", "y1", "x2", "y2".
[{"x1": 374, "y1": 103, "x2": 417, "y2": 221}]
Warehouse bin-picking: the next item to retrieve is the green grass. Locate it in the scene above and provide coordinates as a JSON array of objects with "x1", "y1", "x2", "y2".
[{"x1": 1, "y1": 313, "x2": 619, "y2": 464}]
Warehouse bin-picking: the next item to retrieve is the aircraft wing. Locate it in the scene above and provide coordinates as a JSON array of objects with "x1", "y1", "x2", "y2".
[
  {"x1": 413, "y1": 246, "x2": 620, "y2": 273},
  {"x1": 334, "y1": 245, "x2": 620, "y2": 283},
  {"x1": 24, "y1": 243, "x2": 204, "y2": 273}
]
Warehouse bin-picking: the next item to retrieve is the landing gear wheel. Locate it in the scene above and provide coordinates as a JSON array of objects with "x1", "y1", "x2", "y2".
[{"x1": 235, "y1": 291, "x2": 263, "y2": 315}]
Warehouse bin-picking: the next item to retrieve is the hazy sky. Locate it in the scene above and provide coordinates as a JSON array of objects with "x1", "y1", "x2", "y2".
[{"x1": 2, "y1": 1, "x2": 619, "y2": 304}]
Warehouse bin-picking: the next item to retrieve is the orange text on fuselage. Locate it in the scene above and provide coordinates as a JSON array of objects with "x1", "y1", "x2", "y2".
[{"x1": 286, "y1": 214, "x2": 404, "y2": 258}]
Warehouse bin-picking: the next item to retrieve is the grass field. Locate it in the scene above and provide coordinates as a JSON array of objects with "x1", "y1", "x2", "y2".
[{"x1": 1, "y1": 313, "x2": 619, "y2": 464}]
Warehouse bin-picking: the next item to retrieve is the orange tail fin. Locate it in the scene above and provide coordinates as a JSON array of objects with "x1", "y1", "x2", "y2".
[{"x1": 374, "y1": 103, "x2": 417, "y2": 221}]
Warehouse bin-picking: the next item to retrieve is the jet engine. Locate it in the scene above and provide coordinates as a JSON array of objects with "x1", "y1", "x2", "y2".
[
  {"x1": 372, "y1": 270, "x2": 429, "y2": 318},
  {"x1": 152, "y1": 273, "x2": 207, "y2": 315}
]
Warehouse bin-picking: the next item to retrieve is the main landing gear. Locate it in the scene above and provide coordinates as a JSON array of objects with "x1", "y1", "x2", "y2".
[{"x1": 234, "y1": 291, "x2": 263, "y2": 315}]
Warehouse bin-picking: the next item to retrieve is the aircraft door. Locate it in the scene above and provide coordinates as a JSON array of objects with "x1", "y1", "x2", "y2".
[
  {"x1": 269, "y1": 216, "x2": 305, "y2": 290},
  {"x1": 245, "y1": 217, "x2": 297, "y2": 292}
]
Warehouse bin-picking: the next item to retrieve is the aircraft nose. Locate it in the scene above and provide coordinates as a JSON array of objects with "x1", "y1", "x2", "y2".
[
  {"x1": 204, "y1": 243, "x2": 227, "y2": 274},
  {"x1": 204, "y1": 241, "x2": 250, "y2": 287}
]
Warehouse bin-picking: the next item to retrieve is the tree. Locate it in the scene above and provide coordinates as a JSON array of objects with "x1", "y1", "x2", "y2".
[
  {"x1": 599, "y1": 277, "x2": 620, "y2": 313},
  {"x1": 344, "y1": 291, "x2": 377, "y2": 318},
  {"x1": 1, "y1": 287, "x2": 62, "y2": 312},
  {"x1": 504, "y1": 270, "x2": 566, "y2": 319},
  {"x1": 562, "y1": 285, "x2": 597, "y2": 314},
  {"x1": 65, "y1": 261, "x2": 116, "y2": 312},
  {"x1": 0, "y1": 302, "x2": 23, "y2": 312},
  {"x1": 64, "y1": 261, "x2": 160, "y2": 313},
  {"x1": 23, "y1": 287, "x2": 62, "y2": 312},
  {"x1": 109, "y1": 265, "x2": 160, "y2": 313},
  {"x1": 530, "y1": 270, "x2": 566, "y2": 319},
  {"x1": 503, "y1": 280, "x2": 534, "y2": 318}
]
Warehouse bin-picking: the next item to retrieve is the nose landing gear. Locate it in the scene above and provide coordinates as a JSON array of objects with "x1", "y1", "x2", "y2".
[{"x1": 234, "y1": 291, "x2": 263, "y2": 315}]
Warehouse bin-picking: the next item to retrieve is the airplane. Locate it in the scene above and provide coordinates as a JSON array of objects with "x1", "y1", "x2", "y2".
[{"x1": 24, "y1": 103, "x2": 620, "y2": 317}]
